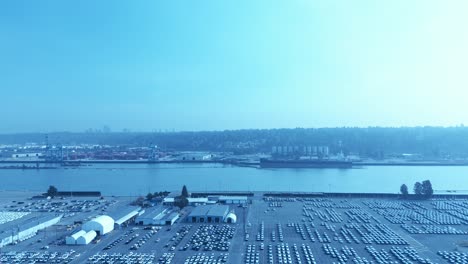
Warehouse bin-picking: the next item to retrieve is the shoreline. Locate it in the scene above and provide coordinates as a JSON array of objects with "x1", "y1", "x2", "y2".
[
  {"x1": 1, "y1": 189, "x2": 467, "y2": 198},
  {"x1": 1, "y1": 159, "x2": 468, "y2": 167}
]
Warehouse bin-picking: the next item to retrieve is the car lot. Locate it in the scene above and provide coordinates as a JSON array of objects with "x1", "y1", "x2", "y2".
[
  {"x1": 3, "y1": 193, "x2": 468, "y2": 263},
  {"x1": 0, "y1": 250, "x2": 79, "y2": 263}
]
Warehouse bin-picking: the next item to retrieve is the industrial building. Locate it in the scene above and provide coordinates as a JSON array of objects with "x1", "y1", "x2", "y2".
[
  {"x1": 11, "y1": 153, "x2": 42, "y2": 159},
  {"x1": 135, "y1": 207, "x2": 179, "y2": 226},
  {"x1": 188, "y1": 197, "x2": 211, "y2": 205},
  {"x1": 188, "y1": 205, "x2": 231, "y2": 223},
  {"x1": 136, "y1": 207, "x2": 168, "y2": 225},
  {"x1": 178, "y1": 152, "x2": 214, "y2": 161},
  {"x1": 0, "y1": 214, "x2": 62, "y2": 248},
  {"x1": 163, "y1": 197, "x2": 211, "y2": 206},
  {"x1": 108, "y1": 206, "x2": 141, "y2": 229},
  {"x1": 155, "y1": 211, "x2": 180, "y2": 226},
  {"x1": 82, "y1": 215, "x2": 114, "y2": 235},
  {"x1": 207, "y1": 206, "x2": 230, "y2": 223},
  {"x1": 162, "y1": 197, "x2": 174, "y2": 205},
  {"x1": 218, "y1": 196, "x2": 248, "y2": 204}
]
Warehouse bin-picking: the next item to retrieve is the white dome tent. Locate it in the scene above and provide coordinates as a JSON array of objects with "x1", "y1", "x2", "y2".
[
  {"x1": 76, "y1": 230, "x2": 97, "y2": 245},
  {"x1": 65, "y1": 230, "x2": 86, "y2": 245},
  {"x1": 225, "y1": 212, "x2": 237, "y2": 224},
  {"x1": 82, "y1": 215, "x2": 114, "y2": 235}
]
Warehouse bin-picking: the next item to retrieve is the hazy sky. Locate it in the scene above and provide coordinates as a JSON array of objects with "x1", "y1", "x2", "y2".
[{"x1": 1, "y1": 1, "x2": 468, "y2": 133}]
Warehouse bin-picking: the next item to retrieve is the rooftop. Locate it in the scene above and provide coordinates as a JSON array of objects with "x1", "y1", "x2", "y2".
[
  {"x1": 218, "y1": 196, "x2": 248, "y2": 201},
  {"x1": 108, "y1": 206, "x2": 141, "y2": 223},
  {"x1": 136, "y1": 206, "x2": 168, "y2": 220},
  {"x1": 188, "y1": 205, "x2": 229, "y2": 217},
  {"x1": 207, "y1": 205, "x2": 229, "y2": 217},
  {"x1": 188, "y1": 206, "x2": 211, "y2": 217}
]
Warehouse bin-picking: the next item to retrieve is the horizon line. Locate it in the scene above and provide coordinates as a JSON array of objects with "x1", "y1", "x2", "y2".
[{"x1": 0, "y1": 124, "x2": 467, "y2": 135}]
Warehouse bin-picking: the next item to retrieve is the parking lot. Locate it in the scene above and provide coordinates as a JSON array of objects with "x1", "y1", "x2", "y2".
[{"x1": 2, "y1": 192, "x2": 468, "y2": 263}]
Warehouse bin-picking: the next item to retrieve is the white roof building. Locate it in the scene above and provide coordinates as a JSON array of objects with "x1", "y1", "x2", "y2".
[
  {"x1": 162, "y1": 197, "x2": 175, "y2": 204},
  {"x1": 82, "y1": 215, "x2": 114, "y2": 235},
  {"x1": 0, "y1": 214, "x2": 62, "y2": 248},
  {"x1": 154, "y1": 211, "x2": 180, "y2": 226},
  {"x1": 65, "y1": 230, "x2": 86, "y2": 245},
  {"x1": 188, "y1": 197, "x2": 209, "y2": 204},
  {"x1": 136, "y1": 207, "x2": 168, "y2": 225},
  {"x1": 219, "y1": 196, "x2": 248, "y2": 204},
  {"x1": 225, "y1": 212, "x2": 237, "y2": 224},
  {"x1": 108, "y1": 207, "x2": 141, "y2": 228},
  {"x1": 76, "y1": 230, "x2": 96, "y2": 245}
]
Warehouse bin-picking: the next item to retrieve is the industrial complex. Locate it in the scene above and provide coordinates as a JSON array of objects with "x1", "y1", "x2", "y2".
[
  {"x1": 0, "y1": 213, "x2": 62, "y2": 247},
  {"x1": 2, "y1": 191, "x2": 468, "y2": 263}
]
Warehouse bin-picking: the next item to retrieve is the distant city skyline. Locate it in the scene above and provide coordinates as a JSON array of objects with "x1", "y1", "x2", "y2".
[{"x1": 1, "y1": 1, "x2": 468, "y2": 133}]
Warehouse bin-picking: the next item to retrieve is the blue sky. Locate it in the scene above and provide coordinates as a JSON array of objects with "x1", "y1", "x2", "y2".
[{"x1": 1, "y1": 1, "x2": 468, "y2": 132}]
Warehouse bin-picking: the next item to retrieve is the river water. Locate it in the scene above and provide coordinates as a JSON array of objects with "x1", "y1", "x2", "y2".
[{"x1": 0, "y1": 163, "x2": 466, "y2": 196}]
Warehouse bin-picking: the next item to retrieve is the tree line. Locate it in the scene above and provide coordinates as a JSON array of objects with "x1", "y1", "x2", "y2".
[{"x1": 400, "y1": 180, "x2": 434, "y2": 199}]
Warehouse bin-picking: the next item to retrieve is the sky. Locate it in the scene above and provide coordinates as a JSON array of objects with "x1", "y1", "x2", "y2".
[{"x1": 1, "y1": 0, "x2": 468, "y2": 133}]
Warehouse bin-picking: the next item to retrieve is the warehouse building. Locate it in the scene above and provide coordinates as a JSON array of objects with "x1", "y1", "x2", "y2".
[
  {"x1": 189, "y1": 197, "x2": 211, "y2": 205},
  {"x1": 76, "y1": 230, "x2": 96, "y2": 245},
  {"x1": 188, "y1": 206, "x2": 210, "y2": 223},
  {"x1": 163, "y1": 197, "x2": 211, "y2": 206},
  {"x1": 108, "y1": 206, "x2": 141, "y2": 229},
  {"x1": 135, "y1": 206, "x2": 168, "y2": 225},
  {"x1": 206, "y1": 206, "x2": 229, "y2": 223},
  {"x1": 135, "y1": 206, "x2": 179, "y2": 226},
  {"x1": 154, "y1": 211, "x2": 180, "y2": 226},
  {"x1": 11, "y1": 153, "x2": 42, "y2": 159},
  {"x1": 82, "y1": 215, "x2": 114, "y2": 235},
  {"x1": 14, "y1": 214, "x2": 62, "y2": 243},
  {"x1": 218, "y1": 196, "x2": 248, "y2": 204},
  {"x1": 0, "y1": 214, "x2": 62, "y2": 248},
  {"x1": 188, "y1": 205, "x2": 229, "y2": 223}
]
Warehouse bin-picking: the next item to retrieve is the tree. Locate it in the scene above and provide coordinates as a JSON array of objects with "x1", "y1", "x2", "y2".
[
  {"x1": 181, "y1": 185, "x2": 189, "y2": 198},
  {"x1": 400, "y1": 184, "x2": 408, "y2": 197},
  {"x1": 174, "y1": 196, "x2": 189, "y2": 209},
  {"x1": 146, "y1": 192, "x2": 154, "y2": 201},
  {"x1": 414, "y1": 182, "x2": 423, "y2": 197},
  {"x1": 131, "y1": 196, "x2": 145, "y2": 206},
  {"x1": 421, "y1": 180, "x2": 434, "y2": 198},
  {"x1": 47, "y1": 185, "x2": 58, "y2": 198}
]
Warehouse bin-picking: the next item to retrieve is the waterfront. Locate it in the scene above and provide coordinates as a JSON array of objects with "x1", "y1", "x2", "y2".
[
  {"x1": 0, "y1": 164, "x2": 466, "y2": 196},
  {"x1": 2, "y1": 191, "x2": 468, "y2": 263}
]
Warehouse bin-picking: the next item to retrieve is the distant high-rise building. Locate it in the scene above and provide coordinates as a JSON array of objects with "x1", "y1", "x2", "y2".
[{"x1": 323, "y1": 146, "x2": 329, "y2": 156}]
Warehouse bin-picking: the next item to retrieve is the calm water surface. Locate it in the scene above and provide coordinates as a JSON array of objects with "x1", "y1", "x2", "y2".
[{"x1": 0, "y1": 163, "x2": 467, "y2": 196}]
